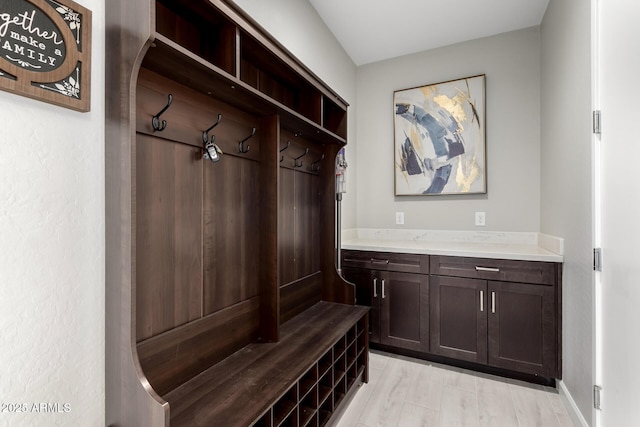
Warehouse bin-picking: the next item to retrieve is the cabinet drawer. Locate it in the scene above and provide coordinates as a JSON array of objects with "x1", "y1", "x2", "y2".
[
  {"x1": 430, "y1": 256, "x2": 557, "y2": 286},
  {"x1": 342, "y1": 250, "x2": 429, "y2": 274}
]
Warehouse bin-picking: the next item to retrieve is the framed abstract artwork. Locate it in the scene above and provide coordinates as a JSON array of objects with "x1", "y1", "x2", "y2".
[{"x1": 393, "y1": 74, "x2": 486, "y2": 196}]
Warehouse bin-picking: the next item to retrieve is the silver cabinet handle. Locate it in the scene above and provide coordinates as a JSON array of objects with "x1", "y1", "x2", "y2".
[
  {"x1": 491, "y1": 291, "x2": 496, "y2": 313},
  {"x1": 480, "y1": 290, "x2": 484, "y2": 312},
  {"x1": 381, "y1": 279, "x2": 386, "y2": 299},
  {"x1": 373, "y1": 278, "x2": 378, "y2": 298},
  {"x1": 371, "y1": 258, "x2": 390, "y2": 265},
  {"x1": 476, "y1": 266, "x2": 500, "y2": 273}
]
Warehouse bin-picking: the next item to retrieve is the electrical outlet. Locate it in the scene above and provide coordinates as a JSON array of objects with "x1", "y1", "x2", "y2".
[
  {"x1": 475, "y1": 211, "x2": 486, "y2": 226},
  {"x1": 395, "y1": 212, "x2": 405, "y2": 225}
]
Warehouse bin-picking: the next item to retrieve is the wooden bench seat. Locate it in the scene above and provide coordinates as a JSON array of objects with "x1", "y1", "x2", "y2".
[{"x1": 162, "y1": 302, "x2": 369, "y2": 426}]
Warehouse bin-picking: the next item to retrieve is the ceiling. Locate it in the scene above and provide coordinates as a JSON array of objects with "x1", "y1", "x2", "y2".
[{"x1": 308, "y1": 0, "x2": 551, "y2": 66}]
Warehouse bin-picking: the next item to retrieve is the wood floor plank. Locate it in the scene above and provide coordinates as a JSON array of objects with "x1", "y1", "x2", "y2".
[
  {"x1": 357, "y1": 358, "x2": 416, "y2": 427},
  {"x1": 397, "y1": 402, "x2": 440, "y2": 427}
]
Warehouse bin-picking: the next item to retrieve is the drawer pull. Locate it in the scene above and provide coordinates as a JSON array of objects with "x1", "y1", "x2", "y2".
[
  {"x1": 491, "y1": 291, "x2": 496, "y2": 313},
  {"x1": 381, "y1": 279, "x2": 386, "y2": 299},
  {"x1": 480, "y1": 290, "x2": 484, "y2": 312},
  {"x1": 373, "y1": 278, "x2": 378, "y2": 298},
  {"x1": 371, "y1": 258, "x2": 390, "y2": 265},
  {"x1": 475, "y1": 266, "x2": 500, "y2": 273}
]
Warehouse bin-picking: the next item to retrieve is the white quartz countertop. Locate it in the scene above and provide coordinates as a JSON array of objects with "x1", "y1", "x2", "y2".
[{"x1": 341, "y1": 229, "x2": 564, "y2": 263}]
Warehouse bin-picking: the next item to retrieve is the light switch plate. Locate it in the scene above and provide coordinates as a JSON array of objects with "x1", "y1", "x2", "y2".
[
  {"x1": 475, "y1": 211, "x2": 486, "y2": 226},
  {"x1": 395, "y1": 212, "x2": 405, "y2": 225}
]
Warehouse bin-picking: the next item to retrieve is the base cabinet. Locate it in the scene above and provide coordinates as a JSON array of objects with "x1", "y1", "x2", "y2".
[
  {"x1": 487, "y1": 281, "x2": 557, "y2": 377},
  {"x1": 342, "y1": 251, "x2": 562, "y2": 380},
  {"x1": 430, "y1": 276, "x2": 557, "y2": 377},
  {"x1": 342, "y1": 267, "x2": 428, "y2": 352},
  {"x1": 380, "y1": 271, "x2": 429, "y2": 352},
  {"x1": 429, "y1": 276, "x2": 487, "y2": 363}
]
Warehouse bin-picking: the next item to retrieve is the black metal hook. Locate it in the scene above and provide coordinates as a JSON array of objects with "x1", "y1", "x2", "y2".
[
  {"x1": 280, "y1": 140, "x2": 291, "y2": 162},
  {"x1": 238, "y1": 127, "x2": 256, "y2": 153},
  {"x1": 152, "y1": 94, "x2": 173, "y2": 131},
  {"x1": 311, "y1": 154, "x2": 325, "y2": 171},
  {"x1": 294, "y1": 148, "x2": 309, "y2": 168},
  {"x1": 202, "y1": 114, "x2": 222, "y2": 144}
]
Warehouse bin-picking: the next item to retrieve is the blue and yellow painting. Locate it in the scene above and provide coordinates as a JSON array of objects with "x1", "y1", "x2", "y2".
[{"x1": 394, "y1": 75, "x2": 486, "y2": 195}]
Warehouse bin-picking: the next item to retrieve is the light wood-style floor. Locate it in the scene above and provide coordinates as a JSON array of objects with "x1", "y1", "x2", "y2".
[{"x1": 336, "y1": 350, "x2": 576, "y2": 427}]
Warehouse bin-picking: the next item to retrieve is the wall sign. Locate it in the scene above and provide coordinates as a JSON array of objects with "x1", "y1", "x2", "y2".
[{"x1": 0, "y1": 0, "x2": 91, "y2": 112}]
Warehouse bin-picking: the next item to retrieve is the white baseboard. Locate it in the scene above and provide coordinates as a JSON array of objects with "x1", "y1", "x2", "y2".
[{"x1": 558, "y1": 380, "x2": 590, "y2": 427}]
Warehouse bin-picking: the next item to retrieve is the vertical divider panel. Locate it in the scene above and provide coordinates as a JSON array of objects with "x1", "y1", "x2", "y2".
[{"x1": 259, "y1": 115, "x2": 281, "y2": 342}]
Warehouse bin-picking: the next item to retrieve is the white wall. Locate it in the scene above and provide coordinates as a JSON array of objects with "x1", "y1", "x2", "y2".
[
  {"x1": 0, "y1": 1, "x2": 105, "y2": 426},
  {"x1": 232, "y1": 0, "x2": 359, "y2": 229},
  {"x1": 354, "y1": 27, "x2": 541, "y2": 231},
  {"x1": 540, "y1": 0, "x2": 593, "y2": 424}
]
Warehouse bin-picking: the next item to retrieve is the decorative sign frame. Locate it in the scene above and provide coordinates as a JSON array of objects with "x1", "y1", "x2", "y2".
[
  {"x1": 393, "y1": 75, "x2": 486, "y2": 196},
  {"x1": 0, "y1": 0, "x2": 91, "y2": 112}
]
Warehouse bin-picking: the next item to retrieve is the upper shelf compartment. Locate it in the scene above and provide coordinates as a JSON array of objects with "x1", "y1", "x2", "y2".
[
  {"x1": 323, "y1": 96, "x2": 347, "y2": 139},
  {"x1": 155, "y1": 0, "x2": 236, "y2": 76},
  {"x1": 240, "y1": 31, "x2": 321, "y2": 126}
]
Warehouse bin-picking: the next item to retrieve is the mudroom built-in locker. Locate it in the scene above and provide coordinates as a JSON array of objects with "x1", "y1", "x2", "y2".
[{"x1": 106, "y1": 0, "x2": 368, "y2": 426}]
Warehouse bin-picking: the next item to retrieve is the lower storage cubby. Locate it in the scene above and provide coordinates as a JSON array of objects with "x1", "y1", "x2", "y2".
[
  {"x1": 274, "y1": 385, "x2": 298, "y2": 427},
  {"x1": 333, "y1": 353, "x2": 346, "y2": 385},
  {"x1": 346, "y1": 363, "x2": 358, "y2": 390},
  {"x1": 319, "y1": 350, "x2": 333, "y2": 380},
  {"x1": 318, "y1": 398, "x2": 333, "y2": 427},
  {"x1": 254, "y1": 411, "x2": 272, "y2": 427},
  {"x1": 299, "y1": 388, "x2": 317, "y2": 427},
  {"x1": 318, "y1": 368, "x2": 333, "y2": 406},
  {"x1": 347, "y1": 342, "x2": 357, "y2": 367}
]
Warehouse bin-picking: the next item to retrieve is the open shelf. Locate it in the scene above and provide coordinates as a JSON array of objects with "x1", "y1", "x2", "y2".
[
  {"x1": 322, "y1": 96, "x2": 347, "y2": 139},
  {"x1": 240, "y1": 31, "x2": 322, "y2": 125},
  {"x1": 155, "y1": 0, "x2": 236, "y2": 76}
]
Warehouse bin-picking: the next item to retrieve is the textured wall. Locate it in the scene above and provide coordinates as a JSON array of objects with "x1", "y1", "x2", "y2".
[
  {"x1": 0, "y1": 0, "x2": 105, "y2": 425},
  {"x1": 232, "y1": 0, "x2": 359, "y2": 230},
  {"x1": 540, "y1": 0, "x2": 593, "y2": 424},
  {"x1": 354, "y1": 28, "x2": 541, "y2": 231}
]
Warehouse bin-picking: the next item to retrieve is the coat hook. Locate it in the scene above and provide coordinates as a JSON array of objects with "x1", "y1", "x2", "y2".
[
  {"x1": 311, "y1": 154, "x2": 325, "y2": 171},
  {"x1": 202, "y1": 114, "x2": 223, "y2": 144},
  {"x1": 294, "y1": 147, "x2": 309, "y2": 168},
  {"x1": 203, "y1": 135, "x2": 223, "y2": 163},
  {"x1": 280, "y1": 140, "x2": 291, "y2": 162},
  {"x1": 152, "y1": 94, "x2": 173, "y2": 131},
  {"x1": 238, "y1": 127, "x2": 256, "y2": 153}
]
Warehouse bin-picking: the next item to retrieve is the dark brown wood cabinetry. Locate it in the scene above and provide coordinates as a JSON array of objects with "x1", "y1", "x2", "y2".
[
  {"x1": 106, "y1": 1, "x2": 364, "y2": 426},
  {"x1": 342, "y1": 250, "x2": 562, "y2": 381},
  {"x1": 380, "y1": 271, "x2": 429, "y2": 352},
  {"x1": 429, "y1": 275, "x2": 487, "y2": 363},
  {"x1": 342, "y1": 251, "x2": 429, "y2": 352},
  {"x1": 430, "y1": 255, "x2": 561, "y2": 378}
]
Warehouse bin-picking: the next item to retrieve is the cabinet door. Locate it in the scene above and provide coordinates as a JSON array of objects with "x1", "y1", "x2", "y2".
[
  {"x1": 342, "y1": 267, "x2": 380, "y2": 343},
  {"x1": 488, "y1": 281, "x2": 556, "y2": 377},
  {"x1": 379, "y1": 272, "x2": 429, "y2": 352},
  {"x1": 430, "y1": 276, "x2": 487, "y2": 363}
]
